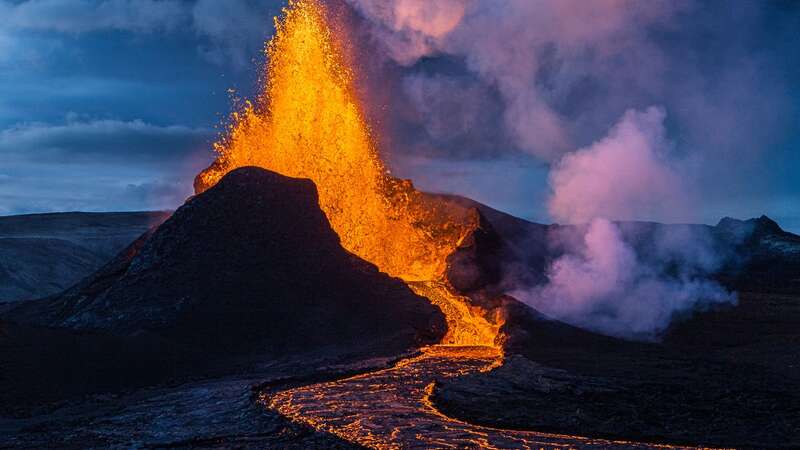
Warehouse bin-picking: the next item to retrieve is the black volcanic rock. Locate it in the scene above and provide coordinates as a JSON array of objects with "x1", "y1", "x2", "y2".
[
  {"x1": 7, "y1": 167, "x2": 445, "y2": 354},
  {"x1": 445, "y1": 210, "x2": 504, "y2": 293},
  {"x1": 0, "y1": 238, "x2": 101, "y2": 303},
  {"x1": 712, "y1": 215, "x2": 800, "y2": 291},
  {"x1": 716, "y1": 214, "x2": 784, "y2": 239},
  {"x1": 430, "y1": 195, "x2": 553, "y2": 319},
  {"x1": 436, "y1": 289, "x2": 800, "y2": 449}
]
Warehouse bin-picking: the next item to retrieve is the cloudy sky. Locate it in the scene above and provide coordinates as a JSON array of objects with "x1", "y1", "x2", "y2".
[{"x1": 1, "y1": 0, "x2": 798, "y2": 232}]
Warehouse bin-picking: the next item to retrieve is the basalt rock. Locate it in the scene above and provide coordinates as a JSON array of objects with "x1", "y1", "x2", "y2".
[{"x1": 445, "y1": 210, "x2": 504, "y2": 294}]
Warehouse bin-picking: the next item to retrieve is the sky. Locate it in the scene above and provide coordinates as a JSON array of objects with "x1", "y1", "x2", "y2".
[{"x1": 0, "y1": 0, "x2": 798, "y2": 232}]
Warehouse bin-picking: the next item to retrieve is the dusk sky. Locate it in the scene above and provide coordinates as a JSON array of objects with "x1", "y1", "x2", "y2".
[{"x1": 1, "y1": 0, "x2": 798, "y2": 231}]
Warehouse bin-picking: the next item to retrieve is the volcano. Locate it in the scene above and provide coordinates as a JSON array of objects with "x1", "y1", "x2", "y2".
[
  {"x1": 8, "y1": 166, "x2": 444, "y2": 353},
  {"x1": 1, "y1": 167, "x2": 448, "y2": 420}
]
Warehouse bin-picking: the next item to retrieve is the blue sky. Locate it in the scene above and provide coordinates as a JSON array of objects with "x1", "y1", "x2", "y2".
[{"x1": 0, "y1": 0, "x2": 798, "y2": 232}]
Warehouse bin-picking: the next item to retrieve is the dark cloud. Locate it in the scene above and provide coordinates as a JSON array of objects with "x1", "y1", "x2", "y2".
[
  {"x1": 1, "y1": 0, "x2": 284, "y2": 68},
  {"x1": 121, "y1": 179, "x2": 193, "y2": 210},
  {"x1": 0, "y1": 117, "x2": 213, "y2": 215},
  {"x1": 0, "y1": 176, "x2": 192, "y2": 215},
  {"x1": 0, "y1": 1, "x2": 279, "y2": 216},
  {"x1": 192, "y1": 0, "x2": 283, "y2": 68},
  {"x1": 1, "y1": 0, "x2": 188, "y2": 33},
  {"x1": 0, "y1": 118, "x2": 214, "y2": 165}
]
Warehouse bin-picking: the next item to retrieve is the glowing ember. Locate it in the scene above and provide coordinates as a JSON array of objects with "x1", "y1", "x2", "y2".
[{"x1": 195, "y1": 0, "x2": 500, "y2": 347}]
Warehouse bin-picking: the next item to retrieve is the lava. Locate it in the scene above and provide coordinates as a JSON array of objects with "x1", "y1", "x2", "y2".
[
  {"x1": 194, "y1": 0, "x2": 501, "y2": 348},
  {"x1": 262, "y1": 345, "x2": 692, "y2": 449}
]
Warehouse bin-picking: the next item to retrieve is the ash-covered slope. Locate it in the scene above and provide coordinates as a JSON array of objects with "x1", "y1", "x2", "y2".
[
  {"x1": 0, "y1": 211, "x2": 169, "y2": 303},
  {"x1": 7, "y1": 166, "x2": 444, "y2": 354}
]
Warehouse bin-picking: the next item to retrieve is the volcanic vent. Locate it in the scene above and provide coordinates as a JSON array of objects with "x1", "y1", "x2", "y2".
[{"x1": 195, "y1": 0, "x2": 502, "y2": 347}]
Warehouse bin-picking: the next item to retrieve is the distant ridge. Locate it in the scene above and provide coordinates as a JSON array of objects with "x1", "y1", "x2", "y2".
[{"x1": 0, "y1": 211, "x2": 170, "y2": 302}]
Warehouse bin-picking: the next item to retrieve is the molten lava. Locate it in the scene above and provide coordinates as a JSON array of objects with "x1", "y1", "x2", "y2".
[{"x1": 195, "y1": 0, "x2": 501, "y2": 347}]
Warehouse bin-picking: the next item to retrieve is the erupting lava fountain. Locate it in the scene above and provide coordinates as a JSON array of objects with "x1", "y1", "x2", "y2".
[{"x1": 194, "y1": 0, "x2": 503, "y2": 348}]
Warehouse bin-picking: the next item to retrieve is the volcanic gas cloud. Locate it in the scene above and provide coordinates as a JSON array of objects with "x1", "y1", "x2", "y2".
[{"x1": 514, "y1": 107, "x2": 736, "y2": 339}]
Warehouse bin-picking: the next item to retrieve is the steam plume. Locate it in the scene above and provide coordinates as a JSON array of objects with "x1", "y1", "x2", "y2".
[
  {"x1": 548, "y1": 107, "x2": 685, "y2": 224},
  {"x1": 513, "y1": 108, "x2": 736, "y2": 339}
]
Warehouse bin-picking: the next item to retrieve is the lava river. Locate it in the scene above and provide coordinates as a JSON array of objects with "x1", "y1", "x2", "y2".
[{"x1": 260, "y1": 343, "x2": 691, "y2": 449}]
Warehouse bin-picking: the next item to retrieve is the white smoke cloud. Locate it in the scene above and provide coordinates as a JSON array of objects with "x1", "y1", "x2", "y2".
[
  {"x1": 548, "y1": 106, "x2": 687, "y2": 224},
  {"x1": 346, "y1": 0, "x2": 465, "y2": 65},
  {"x1": 346, "y1": 1, "x2": 793, "y2": 231},
  {"x1": 512, "y1": 107, "x2": 736, "y2": 339},
  {"x1": 347, "y1": 0, "x2": 752, "y2": 339},
  {"x1": 511, "y1": 218, "x2": 734, "y2": 339}
]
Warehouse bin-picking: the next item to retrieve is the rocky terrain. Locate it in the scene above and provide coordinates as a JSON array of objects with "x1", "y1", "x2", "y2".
[
  {"x1": 1, "y1": 172, "x2": 799, "y2": 448},
  {"x1": 7, "y1": 168, "x2": 443, "y2": 349},
  {"x1": 1, "y1": 167, "x2": 444, "y2": 445},
  {"x1": 0, "y1": 211, "x2": 169, "y2": 303}
]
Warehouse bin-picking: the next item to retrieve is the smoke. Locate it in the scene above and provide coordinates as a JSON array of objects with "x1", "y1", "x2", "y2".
[
  {"x1": 344, "y1": 0, "x2": 466, "y2": 66},
  {"x1": 344, "y1": 0, "x2": 794, "y2": 230},
  {"x1": 346, "y1": 0, "x2": 681, "y2": 161},
  {"x1": 548, "y1": 107, "x2": 687, "y2": 224},
  {"x1": 191, "y1": 0, "x2": 280, "y2": 68},
  {"x1": 511, "y1": 107, "x2": 736, "y2": 339},
  {"x1": 512, "y1": 218, "x2": 736, "y2": 339}
]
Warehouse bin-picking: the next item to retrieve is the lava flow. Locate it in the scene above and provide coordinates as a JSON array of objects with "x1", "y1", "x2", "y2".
[
  {"x1": 194, "y1": 0, "x2": 500, "y2": 348},
  {"x1": 262, "y1": 345, "x2": 689, "y2": 449}
]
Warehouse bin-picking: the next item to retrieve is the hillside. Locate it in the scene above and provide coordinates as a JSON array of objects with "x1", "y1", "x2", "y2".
[{"x1": 0, "y1": 211, "x2": 169, "y2": 303}]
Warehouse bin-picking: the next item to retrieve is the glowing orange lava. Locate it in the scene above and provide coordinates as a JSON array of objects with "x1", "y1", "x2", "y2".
[{"x1": 195, "y1": 0, "x2": 501, "y2": 347}]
